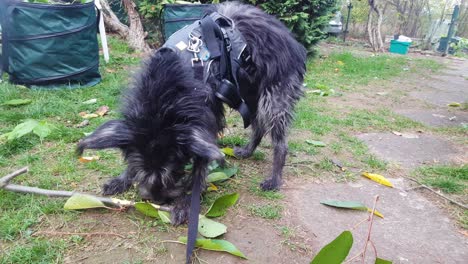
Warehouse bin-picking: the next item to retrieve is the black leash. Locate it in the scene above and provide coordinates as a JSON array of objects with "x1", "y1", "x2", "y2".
[{"x1": 185, "y1": 167, "x2": 203, "y2": 264}]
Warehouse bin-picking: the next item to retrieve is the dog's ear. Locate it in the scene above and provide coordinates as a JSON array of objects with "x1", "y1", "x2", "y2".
[
  {"x1": 77, "y1": 120, "x2": 132, "y2": 155},
  {"x1": 189, "y1": 129, "x2": 223, "y2": 161}
]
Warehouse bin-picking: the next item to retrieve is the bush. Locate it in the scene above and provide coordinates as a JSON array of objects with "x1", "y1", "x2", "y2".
[
  {"x1": 132, "y1": 0, "x2": 338, "y2": 51},
  {"x1": 248, "y1": 0, "x2": 339, "y2": 52}
]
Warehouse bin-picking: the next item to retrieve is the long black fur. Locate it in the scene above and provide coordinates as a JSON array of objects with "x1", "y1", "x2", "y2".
[{"x1": 77, "y1": 2, "x2": 307, "y2": 225}]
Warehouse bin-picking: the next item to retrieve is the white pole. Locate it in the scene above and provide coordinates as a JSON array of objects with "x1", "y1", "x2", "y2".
[{"x1": 95, "y1": 0, "x2": 110, "y2": 63}]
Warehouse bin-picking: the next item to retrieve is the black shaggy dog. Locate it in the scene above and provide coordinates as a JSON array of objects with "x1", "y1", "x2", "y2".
[{"x1": 77, "y1": 2, "x2": 307, "y2": 225}]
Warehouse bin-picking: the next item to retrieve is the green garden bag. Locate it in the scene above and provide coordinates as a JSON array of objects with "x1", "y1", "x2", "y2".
[
  {"x1": 161, "y1": 3, "x2": 212, "y2": 41},
  {"x1": 0, "y1": 0, "x2": 101, "y2": 88}
]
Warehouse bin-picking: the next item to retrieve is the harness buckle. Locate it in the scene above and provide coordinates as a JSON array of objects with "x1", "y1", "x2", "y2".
[{"x1": 191, "y1": 57, "x2": 204, "y2": 67}]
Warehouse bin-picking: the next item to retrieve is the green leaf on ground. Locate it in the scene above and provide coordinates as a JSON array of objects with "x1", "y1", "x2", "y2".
[
  {"x1": 205, "y1": 193, "x2": 239, "y2": 217},
  {"x1": 178, "y1": 237, "x2": 247, "y2": 259},
  {"x1": 321, "y1": 200, "x2": 384, "y2": 218},
  {"x1": 321, "y1": 200, "x2": 367, "y2": 210},
  {"x1": 64, "y1": 194, "x2": 106, "y2": 210},
  {"x1": 220, "y1": 147, "x2": 236, "y2": 157},
  {"x1": 305, "y1": 140, "x2": 327, "y2": 147},
  {"x1": 2, "y1": 99, "x2": 32, "y2": 106},
  {"x1": 207, "y1": 172, "x2": 229, "y2": 183},
  {"x1": 310, "y1": 231, "x2": 353, "y2": 264},
  {"x1": 215, "y1": 166, "x2": 239, "y2": 178},
  {"x1": 33, "y1": 121, "x2": 52, "y2": 139},
  {"x1": 4, "y1": 119, "x2": 38, "y2": 140},
  {"x1": 134, "y1": 202, "x2": 160, "y2": 218},
  {"x1": 198, "y1": 215, "x2": 227, "y2": 238},
  {"x1": 158, "y1": 211, "x2": 171, "y2": 223},
  {"x1": 375, "y1": 257, "x2": 392, "y2": 264}
]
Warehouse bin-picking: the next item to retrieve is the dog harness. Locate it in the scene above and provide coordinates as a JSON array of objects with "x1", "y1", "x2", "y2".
[
  {"x1": 163, "y1": 13, "x2": 254, "y2": 264},
  {"x1": 163, "y1": 12, "x2": 253, "y2": 128}
]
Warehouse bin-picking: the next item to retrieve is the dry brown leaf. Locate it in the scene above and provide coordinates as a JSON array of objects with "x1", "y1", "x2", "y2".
[
  {"x1": 79, "y1": 156, "x2": 100, "y2": 163},
  {"x1": 95, "y1": 106, "x2": 110, "y2": 117}
]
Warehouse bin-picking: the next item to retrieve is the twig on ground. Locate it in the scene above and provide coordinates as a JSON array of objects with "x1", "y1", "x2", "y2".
[
  {"x1": 362, "y1": 195, "x2": 379, "y2": 264},
  {"x1": 0, "y1": 167, "x2": 28, "y2": 187},
  {"x1": 404, "y1": 177, "x2": 468, "y2": 210},
  {"x1": 1, "y1": 167, "x2": 172, "y2": 212},
  {"x1": 351, "y1": 217, "x2": 370, "y2": 231},
  {"x1": 33, "y1": 231, "x2": 131, "y2": 239}
]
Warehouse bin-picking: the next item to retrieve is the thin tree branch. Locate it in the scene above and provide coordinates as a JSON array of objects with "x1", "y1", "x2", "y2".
[
  {"x1": 0, "y1": 167, "x2": 28, "y2": 187},
  {"x1": 1, "y1": 167, "x2": 171, "y2": 212},
  {"x1": 33, "y1": 231, "x2": 131, "y2": 239},
  {"x1": 362, "y1": 195, "x2": 379, "y2": 264},
  {"x1": 404, "y1": 177, "x2": 468, "y2": 210}
]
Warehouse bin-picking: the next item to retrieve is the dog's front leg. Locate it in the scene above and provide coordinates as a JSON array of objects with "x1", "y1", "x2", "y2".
[
  {"x1": 171, "y1": 158, "x2": 208, "y2": 226},
  {"x1": 234, "y1": 119, "x2": 265, "y2": 158},
  {"x1": 102, "y1": 167, "x2": 134, "y2": 195}
]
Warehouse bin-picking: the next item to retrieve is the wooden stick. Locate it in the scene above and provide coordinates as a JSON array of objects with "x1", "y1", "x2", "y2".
[
  {"x1": 33, "y1": 231, "x2": 130, "y2": 238},
  {"x1": 362, "y1": 195, "x2": 379, "y2": 264},
  {"x1": 1, "y1": 167, "x2": 171, "y2": 212},
  {"x1": 0, "y1": 167, "x2": 28, "y2": 187},
  {"x1": 404, "y1": 177, "x2": 468, "y2": 210}
]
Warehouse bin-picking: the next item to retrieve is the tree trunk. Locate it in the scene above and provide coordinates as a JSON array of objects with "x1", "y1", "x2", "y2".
[
  {"x1": 100, "y1": 0, "x2": 129, "y2": 39},
  {"x1": 122, "y1": 0, "x2": 150, "y2": 52},
  {"x1": 367, "y1": 6, "x2": 375, "y2": 50},
  {"x1": 367, "y1": 0, "x2": 384, "y2": 52},
  {"x1": 375, "y1": 5, "x2": 384, "y2": 52}
]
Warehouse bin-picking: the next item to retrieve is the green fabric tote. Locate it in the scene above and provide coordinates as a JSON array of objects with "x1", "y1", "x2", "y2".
[
  {"x1": 0, "y1": 0, "x2": 101, "y2": 89},
  {"x1": 161, "y1": 4, "x2": 212, "y2": 41}
]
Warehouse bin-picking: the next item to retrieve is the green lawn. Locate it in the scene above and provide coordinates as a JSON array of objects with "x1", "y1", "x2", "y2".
[{"x1": 0, "y1": 38, "x2": 459, "y2": 263}]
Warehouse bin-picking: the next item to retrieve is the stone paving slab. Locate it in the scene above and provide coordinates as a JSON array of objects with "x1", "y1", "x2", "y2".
[
  {"x1": 357, "y1": 133, "x2": 459, "y2": 168},
  {"x1": 396, "y1": 109, "x2": 468, "y2": 127},
  {"x1": 287, "y1": 180, "x2": 468, "y2": 263}
]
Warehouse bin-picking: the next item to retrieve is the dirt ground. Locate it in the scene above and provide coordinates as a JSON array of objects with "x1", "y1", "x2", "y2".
[{"x1": 36, "y1": 52, "x2": 467, "y2": 264}]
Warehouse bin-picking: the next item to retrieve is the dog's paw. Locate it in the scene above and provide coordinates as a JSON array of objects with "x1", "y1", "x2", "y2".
[
  {"x1": 102, "y1": 178, "x2": 131, "y2": 195},
  {"x1": 234, "y1": 147, "x2": 252, "y2": 159},
  {"x1": 260, "y1": 177, "x2": 281, "y2": 191},
  {"x1": 170, "y1": 197, "x2": 190, "y2": 226}
]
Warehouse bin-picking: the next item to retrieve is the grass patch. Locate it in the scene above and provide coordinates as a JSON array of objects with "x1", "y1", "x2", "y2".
[
  {"x1": 249, "y1": 177, "x2": 285, "y2": 200},
  {"x1": 218, "y1": 135, "x2": 247, "y2": 147},
  {"x1": 306, "y1": 52, "x2": 414, "y2": 90},
  {"x1": 416, "y1": 165, "x2": 468, "y2": 194},
  {"x1": 248, "y1": 204, "x2": 283, "y2": 219},
  {"x1": 0, "y1": 238, "x2": 66, "y2": 264}
]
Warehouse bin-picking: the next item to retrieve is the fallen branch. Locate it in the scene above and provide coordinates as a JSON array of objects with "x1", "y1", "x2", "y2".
[
  {"x1": 33, "y1": 231, "x2": 131, "y2": 239},
  {"x1": 362, "y1": 195, "x2": 379, "y2": 263},
  {"x1": 1, "y1": 167, "x2": 171, "y2": 212},
  {"x1": 404, "y1": 177, "x2": 468, "y2": 210}
]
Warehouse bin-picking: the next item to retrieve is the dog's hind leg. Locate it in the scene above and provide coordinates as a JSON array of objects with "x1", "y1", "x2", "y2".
[
  {"x1": 102, "y1": 168, "x2": 134, "y2": 195},
  {"x1": 234, "y1": 119, "x2": 265, "y2": 158},
  {"x1": 260, "y1": 118, "x2": 289, "y2": 191}
]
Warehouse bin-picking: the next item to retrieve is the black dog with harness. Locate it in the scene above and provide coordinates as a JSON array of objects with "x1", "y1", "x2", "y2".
[{"x1": 163, "y1": 12, "x2": 256, "y2": 263}]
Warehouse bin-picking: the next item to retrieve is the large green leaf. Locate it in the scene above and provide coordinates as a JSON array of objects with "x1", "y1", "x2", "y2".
[
  {"x1": 6, "y1": 119, "x2": 38, "y2": 140},
  {"x1": 2, "y1": 99, "x2": 32, "y2": 106},
  {"x1": 211, "y1": 166, "x2": 238, "y2": 178},
  {"x1": 321, "y1": 200, "x2": 384, "y2": 218},
  {"x1": 198, "y1": 215, "x2": 227, "y2": 238},
  {"x1": 205, "y1": 193, "x2": 239, "y2": 217},
  {"x1": 158, "y1": 211, "x2": 171, "y2": 224},
  {"x1": 33, "y1": 121, "x2": 52, "y2": 139},
  {"x1": 375, "y1": 258, "x2": 392, "y2": 264},
  {"x1": 134, "y1": 202, "x2": 160, "y2": 218},
  {"x1": 310, "y1": 231, "x2": 353, "y2": 264},
  {"x1": 64, "y1": 194, "x2": 106, "y2": 210},
  {"x1": 320, "y1": 200, "x2": 367, "y2": 211},
  {"x1": 178, "y1": 237, "x2": 247, "y2": 259},
  {"x1": 220, "y1": 147, "x2": 236, "y2": 157},
  {"x1": 207, "y1": 172, "x2": 229, "y2": 183}
]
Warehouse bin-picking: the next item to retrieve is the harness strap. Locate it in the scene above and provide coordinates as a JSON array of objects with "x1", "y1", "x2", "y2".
[{"x1": 185, "y1": 163, "x2": 203, "y2": 264}]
